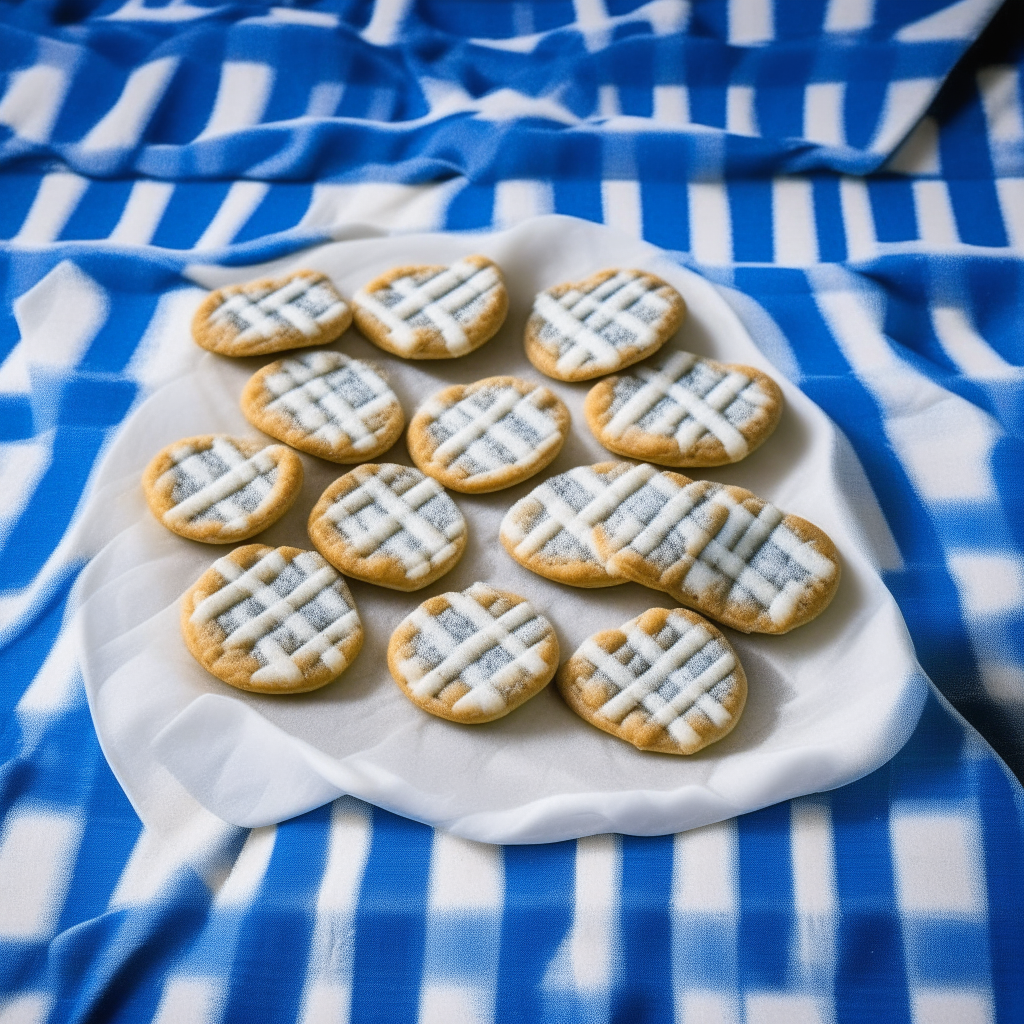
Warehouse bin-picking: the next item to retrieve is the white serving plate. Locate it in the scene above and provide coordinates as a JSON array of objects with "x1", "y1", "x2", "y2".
[{"x1": 75, "y1": 216, "x2": 927, "y2": 844}]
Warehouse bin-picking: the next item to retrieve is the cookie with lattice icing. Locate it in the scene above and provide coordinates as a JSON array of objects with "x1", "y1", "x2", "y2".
[
  {"x1": 192, "y1": 271, "x2": 352, "y2": 357},
  {"x1": 142, "y1": 435, "x2": 303, "y2": 544},
  {"x1": 558, "y1": 607, "x2": 747, "y2": 755},
  {"x1": 499, "y1": 462, "x2": 640, "y2": 588},
  {"x1": 585, "y1": 348, "x2": 783, "y2": 467},
  {"x1": 407, "y1": 376, "x2": 570, "y2": 494},
  {"x1": 308, "y1": 463, "x2": 467, "y2": 591},
  {"x1": 590, "y1": 465, "x2": 840, "y2": 634},
  {"x1": 181, "y1": 544, "x2": 363, "y2": 694},
  {"x1": 241, "y1": 350, "x2": 404, "y2": 463},
  {"x1": 524, "y1": 269, "x2": 685, "y2": 382},
  {"x1": 353, "y1": 255, "x2": 508, "y2": 359},
  {"x1": 388, "y1": 583, "x2": 559, "y2": 724}
]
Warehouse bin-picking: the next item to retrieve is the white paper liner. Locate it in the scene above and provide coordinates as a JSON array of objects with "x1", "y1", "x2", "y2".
[{"x1": 74, "y1": 216, "x2": 927, "y2": 844}]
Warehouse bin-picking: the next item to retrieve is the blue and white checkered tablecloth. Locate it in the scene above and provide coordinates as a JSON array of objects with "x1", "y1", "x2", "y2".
[{"x1": 2, "y1": 1, "x2": 1023, "y2": 1021}]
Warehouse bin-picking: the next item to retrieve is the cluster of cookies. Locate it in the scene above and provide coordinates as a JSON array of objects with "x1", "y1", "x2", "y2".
[{"x1": 146, "y1": 257, "x2": 840, "y2": 757}]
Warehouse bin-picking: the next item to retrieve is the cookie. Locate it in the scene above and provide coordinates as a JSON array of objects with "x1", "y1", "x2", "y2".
[
  {"x1": 142, "y1": 434, "x2": 303, "y2": 544},
  {"x1": 353, "y1": 255, "x2": 507, "y2": 359},
  {"x1": 590, "y1": 465, "x2": 840, "y2": 634},
  {"x1": 584, "y1": 348, "x2": 784, "y2": 467},
  {"x1": 499, "y1": 462, "x2": 647, "y2": 588},
  {"x1": 387, "y1": 582, "x2": 559, "y2": 723},
  {"x1": 241, "y1": 350, "x2": 404, "y2": 463},
  {"x1": 192, "y1": 270, "x2": 351, "y2": 357},
  {"x1": 407, "y1": 376, "x2": 570, "y2": 494},
  {"x1": 308, "y1": 463, "x2": 467, "y2": 591},
  {"x1": 558, "y1": 607, "x2": 746, "y2": 755},
  {"x1": 181, "y1": 544, "x2": 363, "y2": 694},
  {"x1": 524, "y1": 269, "x2": 685, "y2": 382}
]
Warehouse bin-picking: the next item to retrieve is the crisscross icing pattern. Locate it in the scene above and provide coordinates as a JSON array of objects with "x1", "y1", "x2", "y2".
[
  {"x1": 260, "y1": 351, "x2": 399, "y2": 454},
  {"x1": 396, "y1": 583, "x2": 555, "y2": 718},
  {"x1": 531, "y1": 270, "x2": 677, "y2": 376},
  {"x1": 160, "y1": 437, "x2": 279, "y2": 532},
  {"x1": 500, "y1": 463, "x2": 653, "y2": 582},
  {"x1": 598, "y1": 468, "x2": 838, "y2": 629},
  {"x1": 190, "y1": 547, "x2": 361, "y2": 687},
  {"x1": 209, "y1": 273, "x2": 349, "y2": 347},
  {"x1": 600, "y1": 350, "x2": 777, "y2": 461},
  {"x1": 576, "y1": 610, "x2": 742, "y2": 751},
  {"x1": 355, "y1": 257, "x2": 503, "y2": 355},
  {"x1": 414, "y1": 378, "x2": 567, "y2": 487},
  {"x1": 317, "y1": 464, "x2": 466, "y2": 583}
]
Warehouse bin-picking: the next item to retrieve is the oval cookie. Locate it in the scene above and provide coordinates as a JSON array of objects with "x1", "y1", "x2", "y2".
[
  {"x1": 181, "y1": 544, "x2": 363, "y2": 694},
  {"x1": 353, "y1": 255, "x2": 508, "y2": 359},
  {"x1": 241, "y1": 350, "x2": 404, "y2": 463},
  {"x1": 142, "y1": 434, "x2": 303, "y2": 544},
  {"x1": 407, "y1": 376, "x2": 570, "y2": 494},
  {"x1": 524, "y1": 268, "x2": 685, "y2": 382},
  {"x1": 388, "y1": 582, "x2": 559, "y2": 724},
  {"x1": 558, "y1": 607, "x2": 747, "y2": 755},
  {"x1": 585, "y1": 348, "x2": 784, "y2": 467},
  {"x1": 192, "y1": 270, "x2": 352, "y2": 357},
  {"x1": 590, "y1": 464, "x2": 841, "y2": 634},
  {"x1": 499, "y1": 462, "x2": 642, "y2": 588},
  {"x1": 308, "y1": 463, "x2": 467, "y2": 592}
]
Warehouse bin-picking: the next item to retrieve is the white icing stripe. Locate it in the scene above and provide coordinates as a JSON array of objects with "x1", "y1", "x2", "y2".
[
  {"x1": 163, "y1": 442, "x2": 278, "y2": 525},
  {"x1": 189, "y1": 548, "x2": 359, "y2": 686},
  {"x1": 408, "y1": 591, "x2": 543, "y2": 702},
  {"x1": 430, "y1": 386, "x2": 524, "y2": 465},
  {"x1": 603, "y1": 351, "x2": 753, "y2": 461},
  {"x1": 597, "y1": 621, "x2": 711, "y2": 723},
  {"x1": 597, "y1": 470, "x2": 838, "y2": 626},
  {"x1": 210, "y1": 277, "x2": 348, "y2": 345},
  {"x1": 355, "y1": 260, "x2": 499, "y2": 355},
  {"x1": 261, "y1": 352, "x2": 398, "y2": 453},
  {"x1": 651, "y1": 651, "x2": 736, "y2": 727},
  {"x1": 532, "y1": 272, "x2": 673, "y2": 375}
]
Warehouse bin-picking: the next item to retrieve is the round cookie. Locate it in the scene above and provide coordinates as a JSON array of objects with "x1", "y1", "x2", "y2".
[
  {"x1": 308, "y1": 463, "x2": 467, "y2": 592},
  {"x1": 181, "y1": 544, "x2": 363, "y2": 694},
  {"x1": 353, "y1": 255, "x2": 507, "y2": 359},
  {"x1": 192, "y1": 270, "x2": 352, "y2": 357},
  {"x1": 558, "y1": 607, "x2": 747, "y2": 755},
  {"x1": 524, "y1": 268, "x2": 685, "y2": 382},
  {"x1": 142, "y1": 434, "x2": 303, "y2": 544},
  {"x1": 589, "y1": 464, "x2": 841, "y2": 634},
  {"x1": 241, "y1": 350, "x2": 404, "y2": 463},
  {"x1": 499, "y1": 462, "x2": 641, "y2": 588},
  {"x1": 387, "y1": 582, "x2": 559, "y2": 724},
  {"x1": 407, "y1": 376, "x2": 570, "y2": 494},
  {"x1": 585, "y1": 348, "x2": 784, "y2": 467}
]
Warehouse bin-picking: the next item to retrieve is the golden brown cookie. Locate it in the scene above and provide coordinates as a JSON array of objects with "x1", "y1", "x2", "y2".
[
  {"x1": 192, "y1": 271, "x2": 351, "y2": 357},
  {"x1": 590, "y1": 464, "x2": 841, "y2": 634},
  {"x1": 142, "y1": 435, "x2": 303, "y2": 544},
  {"x1": 353, "y1": 255, "x2": 507, "y2": 359},
  {"x1": 407, "y1": 376, "x2": 570, "y2": 494},
  {"x1": 308, "y1": 463, "x2": 467, "y2": 592},
  {"x1": 499, "y1": 462, "x2": 638, "y2": 588},
  {"x1": 558, "y1": 607, "x2": 747, "y2": 755},
  {"x1": 585, "y1": 348, "x2": 784, "y2": 467},
  {"x1": 524, "y1": 268, "x2": 685, "y2": 382},
  {"x1": 241, "y1": 350, "x2": 404, "y2": 463},
  {"x1": 387, "y1": 582, "x2": 559, "y2": 724},
  {"x1": 181, "y1": 544, "x2": 363, "y2": 694}
]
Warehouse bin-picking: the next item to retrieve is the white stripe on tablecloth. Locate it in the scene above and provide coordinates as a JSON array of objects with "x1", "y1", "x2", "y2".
[
  {"x1": 688, "y1": 181, "x2": 732, "y2": 264},
  {"x1": 869, "y1": 78, "x2": 939, "y2": 154},
  {"x1": 803, "y1": 83, "x2": 846, "y2": 147},
  {"x1": 0, "y1": 64, "x2": 69, "y2": 143},
  {"x1": 978, "y1": 66, "x2": 1024, "y2": 143},
  {"x1": 298, "y1": 800, "x2": 372, "y2": 1024},
  {"x1": 824, "y1": 0, "x2": 874, "y2": 32},
  {"x1": 653, "y1": 85, "x2": 690, "y2": 124},
  {"x1": 107, "y1": 180, "x2": 175, "y2": 245},
  {"x1": 494, "y1": 179, "x2": 554, "y2": 229},
  {"x1": 13, "y1": 174, "x2": 89, "y2": 245},
  {"x1": 773, "y1": 178, "x2": 819, "y2": 265},
  {"x1": 728, "y1": 0, "x2": 773, "y2": 45},
  {"x1": 213, "y1": 826, "x2": 277, "y2": 907},
  {"x1": 0, "y1": 810, "x2": 83, "y2": 939},
  {"x1": 838, "y1": 177, "x2": 876, "y2": 261},
  {"x1": 995, "y1": 178, "x2": 1024, "y2": 248},
  {"x1": 930, "y1": 305, "x2": 1020, "y2": 380},
  {"x1": 80, "y1": 57, "x2": 179, "y2": 151},
  {"x1": 726, "y1": 85, "x2": 758, "y2": 137},
  {"x1": 602, "y1": 179, "x2": 642, "y2": 238},
  {"x1": 194, "y1": 181, "x2": 270, "y2": 250},
  {"x1": 151, "y1": 980, "x2": 224, "y2": 1024},
  {"x1": 912, "y1": 179, "x2": 960, "y2": 246},
  {"x1": 196, "y1": 61, "x2": 274, "y2": 141}
]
